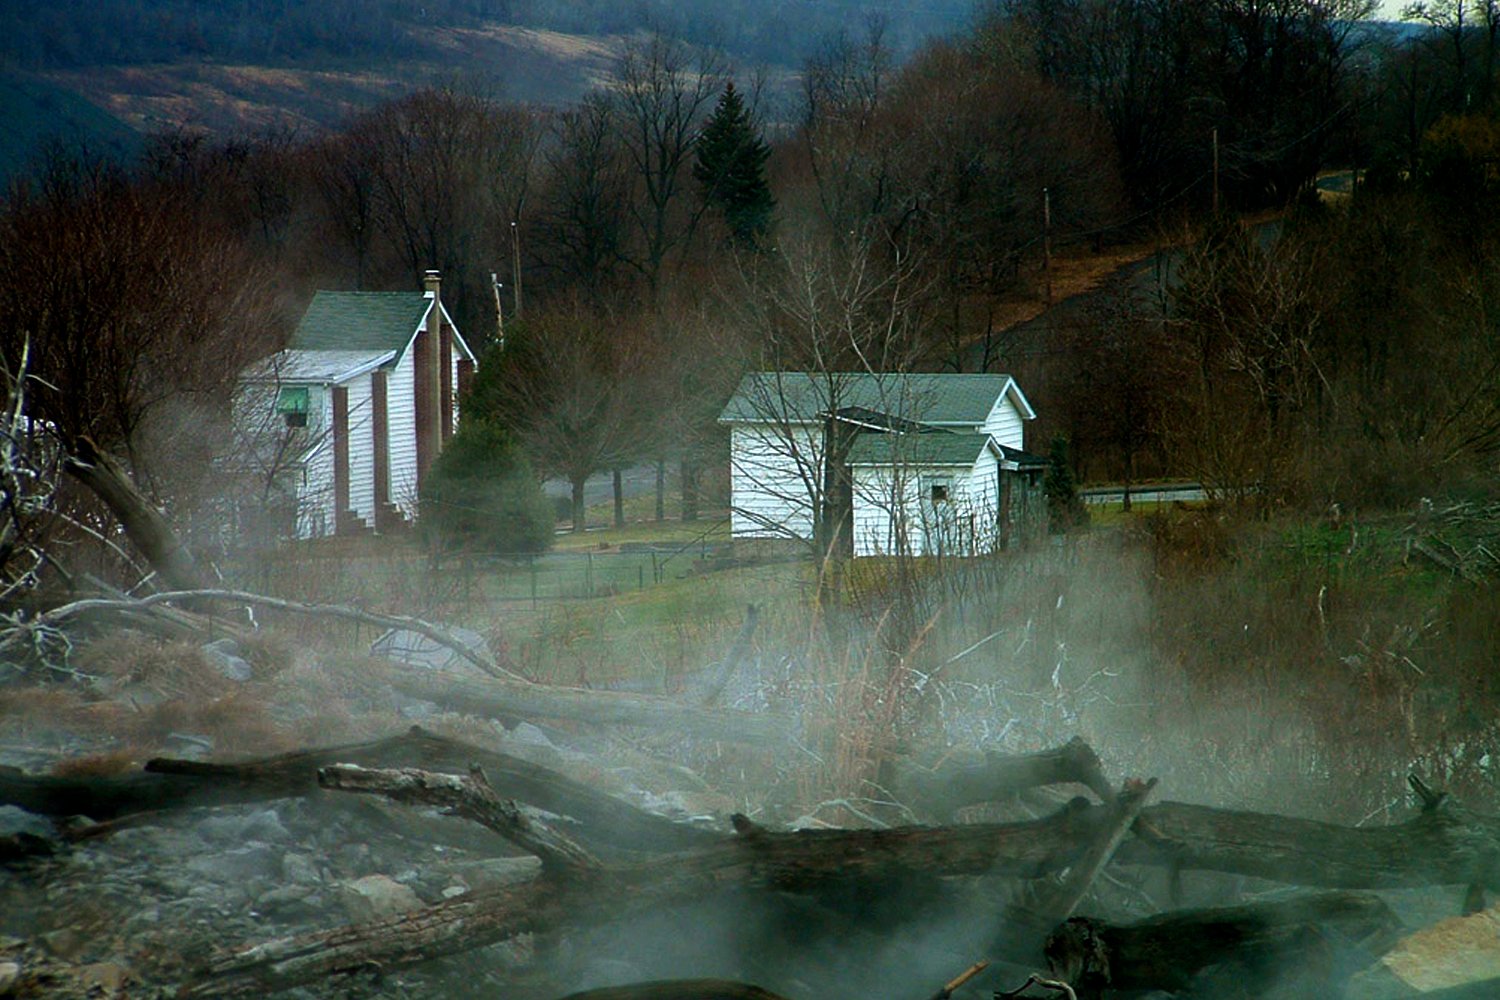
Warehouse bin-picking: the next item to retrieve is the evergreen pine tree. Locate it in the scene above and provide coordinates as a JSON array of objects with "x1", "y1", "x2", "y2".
[
  {"x1": 693, "y1": 82, "x2": 774, "y2": 245},
  {"x1": 1044, "y1": 434, "x2": 1088, "y2": 532}
]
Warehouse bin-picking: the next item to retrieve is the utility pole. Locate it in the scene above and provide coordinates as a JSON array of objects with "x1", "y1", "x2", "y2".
[
  {"x1": 511, "y1": 220, "x2": 523, "y2": 319},
  {"x1": 1043, "y1": 186, "x2": 1053, "y2": 306},
  {"x1": 491, "y1": 272, "x2": 505, "y2": 352},
  {"x1": 1212, "y1": 127, "x2": 1220, "y2": 214}
]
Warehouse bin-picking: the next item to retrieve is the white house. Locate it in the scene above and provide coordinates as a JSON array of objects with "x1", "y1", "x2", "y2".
[
  {"x1": 237, "y1": 271, "x2": 476, "y2": 539},
  {"x1": 717, "y1": 372, "x2": 1045, "y2": 557}
]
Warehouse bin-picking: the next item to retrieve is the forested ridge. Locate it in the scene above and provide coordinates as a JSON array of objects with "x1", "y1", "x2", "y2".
[{"x1": 0, "y1": 0, "x2": 971, "y2": 70}]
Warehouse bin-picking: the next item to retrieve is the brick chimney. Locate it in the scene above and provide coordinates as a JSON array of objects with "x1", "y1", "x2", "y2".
[{"x1": 414, "y1": 269, "x2": 444, "y2": 489}]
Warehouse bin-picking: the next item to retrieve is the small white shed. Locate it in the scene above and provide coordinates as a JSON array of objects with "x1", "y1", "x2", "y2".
[
  {"x1": 236, "y1": 272, "x2": 476, "y2": 539},
  {"x1": 718, "y1": 372, "x2": 1044, "y2": 557}
]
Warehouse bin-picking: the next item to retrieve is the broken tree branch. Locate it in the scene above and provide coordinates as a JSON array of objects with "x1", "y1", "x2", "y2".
[
  {"x1": 1011, "y1": 778, "x2": 1158, "y2": 940},
  {"x1": 317, "y1": 763, "x2": 602, "y2": 876},
  {"x1": 62, "y1": 437, "x2": 209, "y2": 592},
  {"x1": 883, "y1": 736, "x2": 1115, "y2": 821},
  {"x1": 996, "y1": 974, "x2": 1078, "y2": 1000},
  {"x1": 0, "y1": 588, "x2": 522, "y2": 682},
  {"x1": 1, "y1": 727, "x2": 716, "y2": 853}
]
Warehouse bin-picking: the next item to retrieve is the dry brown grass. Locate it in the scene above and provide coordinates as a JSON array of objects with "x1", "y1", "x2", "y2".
[{"x1": 49, "y1": 748, "x2": 144, "y2": 778}]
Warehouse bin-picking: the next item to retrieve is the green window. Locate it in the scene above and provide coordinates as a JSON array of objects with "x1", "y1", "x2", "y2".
[{"x1": 277, "y1": 385, "x2": 310, "y2": 428}]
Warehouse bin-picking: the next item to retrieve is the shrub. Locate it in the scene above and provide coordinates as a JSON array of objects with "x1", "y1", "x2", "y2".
[
  {"x1": 419, "y1": 419, "x2": 553, "y2": 556},
  {"x1": 1044, "y1": 435, "x2": 1089, "y2": 532}
]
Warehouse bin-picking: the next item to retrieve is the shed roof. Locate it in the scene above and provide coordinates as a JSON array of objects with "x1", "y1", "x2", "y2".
[
  {"x1": 719, "y1": 372, "x2": 1028, "y2": 425},
  {"x1": 289, "y1": 291, "x2": 433, "y2": 353},
  {"x1": 846, "y1": 431, "x2": 994, "y2": 468},
  {"x1": 246, "y1": 348, "x2": 398, "y2": 384}
]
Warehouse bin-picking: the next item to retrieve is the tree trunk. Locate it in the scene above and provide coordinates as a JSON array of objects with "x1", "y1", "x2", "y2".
[
  {"x1": 680, "y1": 459, "x2": 698, "y2": 522},
  {"x1": 655, "y1": 459, "x2": 666, "y2": 522},
  {"x1": 613, "y1": 467, "x2": 625, "y2": 528},
  {"x1": 572, "y1": 476, "x2": 587, "y2": 532},
  {"x1": 62, "y1": 437, "x2": 208, "y2": 592}
]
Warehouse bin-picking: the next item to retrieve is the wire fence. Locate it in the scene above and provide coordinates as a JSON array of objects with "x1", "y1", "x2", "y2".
[{"x1": 220, "y1": 538, "x2": 739, "y2": 619}]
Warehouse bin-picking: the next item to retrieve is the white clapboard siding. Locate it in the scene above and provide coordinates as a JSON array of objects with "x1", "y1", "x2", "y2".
[
  {"x1": 851, "y1": 451, "x2": 1000, "y2": 558},
  {"x1": 295, "y1": 387, "x2": 335, "y2": 539},
  {"x1": 387, "y1": 337, "x2": 419, "y2": 520},
  {"x1": 982, "y1": 392, "x2": 1025, "y2": 449},
  {"x1": 347, "y1": 373, "x2": 375, "y2": 528},
  {"x1": 851, "y1": 465, "x2": 921, "y2": 557},
  {"x1": 451, "y1": 348, "x2": 464, "y2": 432},
  {"x1": 729, "y1": 424, "x2": 821, "y2": 539}
]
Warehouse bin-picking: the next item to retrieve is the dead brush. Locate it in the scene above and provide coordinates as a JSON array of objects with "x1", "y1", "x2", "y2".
[
  {"x1": 72, "y1": 635, "x2": 235, "y2": 703},
  {"x1": 793, "y1": 603, "x2": 938, "y2": 824}
]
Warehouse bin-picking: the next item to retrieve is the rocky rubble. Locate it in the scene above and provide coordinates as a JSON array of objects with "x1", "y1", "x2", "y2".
[{"x1": 0, "y1": 703, "x2": 738, "y2": 999}]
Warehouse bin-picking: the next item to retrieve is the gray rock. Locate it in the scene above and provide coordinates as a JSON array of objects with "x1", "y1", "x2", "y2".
[
  {"x1": 281, "y1": 852, "x2": 321, "y2": 886},
  {"x1": 41, "y1": 927, "x2": 84, "y2": 960},
  {"x1": 203, "y1": 639, "x2": 253, "y2": 681},
  {"x1": 397, "y1": 698, "x2": 439, "y2": 720},
  {"x1": 0, "y1": 805, "x2": 54, "y2": 840},
  {"x1": 508, "y1": 722, "x2": 555, "y2": 748},
  {"x1": 0, "y1": 961, "x2": 18, "y2": 994},
  {"x1": 337, "y1": 875, "x2": 423, "y2": 922},
  {"x1": 239, "y1": 808, "x2": 288, "y2": 842},
  {"x1": 449, "y1": 856, "x2": 542, "y2": 890},
  {"x1": 198, "y1": 808, "x2": 286, "y2": 845},
  {"x1": 185, "y1": 843, "x2": 280, "y2": 882},
  {"x1": 255, "y1": 885, "x2": 317, "y2": 916}
]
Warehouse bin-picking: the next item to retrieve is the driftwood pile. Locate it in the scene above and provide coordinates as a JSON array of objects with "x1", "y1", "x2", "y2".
[
  {"x1": 3, "y1": 726, "x2": 1497, "y2": 999},
  {"x1": 4, "y1": 440, "x2": 1498, "y2": 998}
]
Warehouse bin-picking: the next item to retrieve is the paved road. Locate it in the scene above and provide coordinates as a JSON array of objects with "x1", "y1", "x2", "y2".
[
  {"x1": 1081, "y1": 484, "x2": 1205, "y2": 506},
  {"x1": 543, "y1": 464, "x2": 659, "y2": 508}
]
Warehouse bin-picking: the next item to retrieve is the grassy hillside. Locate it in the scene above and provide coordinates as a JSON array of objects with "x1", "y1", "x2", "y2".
[{"x1": 0, "y1": 72, "x2": 142, "y2": 186}]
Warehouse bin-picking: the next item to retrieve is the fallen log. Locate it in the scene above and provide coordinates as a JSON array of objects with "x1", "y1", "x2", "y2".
[
  {"x1": 1122, "y1": 781, "x2": 1500, "y2": 893},
  {"x1": 882, "y1": 737, "x2": 1115, "y2": 820},
  {"x1": 1044, "y1": 892, "x2": 1402, "y2": 1000},
  {"x1": 178, "y1": 779, "x2": 1132, "y2": 998},
  {"x1": 382, "y1": 664, "x2": 795, "y2": 747},
  {"x1": 178, "y1": 768, "x2": 1500, "y2": 997},
  {"x1": 0, "y1": 727, "x2": 716, "y2": 853},
  {"x1": 555, "y1": 983, "x2": 793, "y2": 1000}
]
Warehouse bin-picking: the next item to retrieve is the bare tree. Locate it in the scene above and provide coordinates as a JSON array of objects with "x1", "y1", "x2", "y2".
[
  {"x1": 533, "y1": 94, "x2": 632, "y2": 297},
  {"x1": 614, "y1": 33, "x2": 727, "y2": 295}
]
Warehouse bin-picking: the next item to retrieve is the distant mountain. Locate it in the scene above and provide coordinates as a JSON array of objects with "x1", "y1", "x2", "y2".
[
  {"x1": 0, "y1": 0, "x2": 974, "y2": 180},
  {"x1": 0, "y1": 0, "x2": 974, "y2": 73},
  {"x1": 0, "y1": 72, "x2": 143, "y2": 188}
]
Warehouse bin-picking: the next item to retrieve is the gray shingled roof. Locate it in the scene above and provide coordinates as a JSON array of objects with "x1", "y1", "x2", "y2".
[
  {"x1": 719, "y1": 372, "x2": 1017, "y2": 426},
  {"x1": 289, "y1": 291, "x2": 432, "y2": 353},
  {"x1": 244, "y1": 348, "x2": 397, "y2": 384},
  {"x1": 846, "y1": 432, "x2": 994, "y2": 467}
]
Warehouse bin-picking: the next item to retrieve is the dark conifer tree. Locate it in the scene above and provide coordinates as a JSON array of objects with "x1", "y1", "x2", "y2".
[{"x1": 692, "y1": 81, "x2": 774, "y2": 245}]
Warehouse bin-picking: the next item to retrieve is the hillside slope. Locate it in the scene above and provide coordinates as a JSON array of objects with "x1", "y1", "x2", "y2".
[{"x1": 0, "y1": 72, "x2": 143, "y2": 185}]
